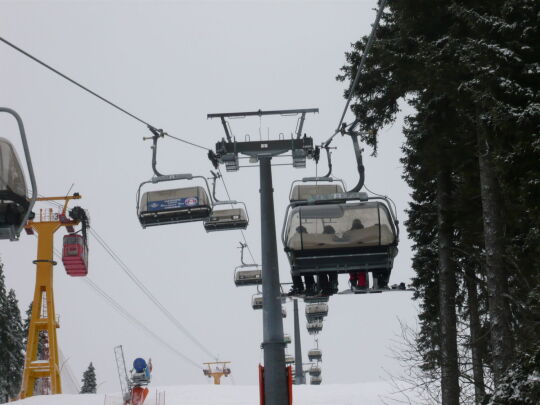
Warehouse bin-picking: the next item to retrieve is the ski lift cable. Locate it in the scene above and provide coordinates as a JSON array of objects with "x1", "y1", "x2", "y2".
[
  {"x1": 0, "y1": 36, "x2": 210, "y2": 152},
  {"x1": 217, "y1": 167, "x2": 257, "y2": 264},
  {"x1": 47, "y1": 243, "x2": 203, "y2": 370},
  {"x1": 323, "y1": 0, "x2": 388, "y2": 148},
  {"x1": 88, "y1": 228, "x2": 219, "y2": 361},
  {"x1": 83, "y1": 278, "x2": 202, "y2": 369}
]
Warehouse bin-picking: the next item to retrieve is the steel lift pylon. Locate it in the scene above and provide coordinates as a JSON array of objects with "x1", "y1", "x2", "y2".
[{"x1": 19, "y1": 194, "x2": 83, "y2": 398}]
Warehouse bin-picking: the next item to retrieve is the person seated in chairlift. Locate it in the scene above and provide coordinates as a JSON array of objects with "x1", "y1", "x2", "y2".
[
  {"x1": 289, "y1": 225, "x2": 318, "y2": 296},
  {"x1": 346, "y1": 219, "x2": 368, "y2": 291},
  {"x1": 318, "y1": 225, "x2": 339, "y2": 295}
]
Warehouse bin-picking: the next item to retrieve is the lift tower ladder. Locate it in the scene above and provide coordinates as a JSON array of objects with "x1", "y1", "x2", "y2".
[
  {"x1": 114, "y1": 345, "x2": 131, "y2": 400},
  {"x1": 209, "y1": 108, "x2": 317, "y2": 405},
  {"x1": 20, "y1": 194, "x2": 83, "y2": 398}
]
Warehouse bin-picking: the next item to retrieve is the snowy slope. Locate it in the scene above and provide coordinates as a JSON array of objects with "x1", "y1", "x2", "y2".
[{"x1": 14, "y1": 382, "x2": 415, "y2": 405}]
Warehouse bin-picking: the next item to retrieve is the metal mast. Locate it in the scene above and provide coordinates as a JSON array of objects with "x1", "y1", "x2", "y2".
[
  {"x1": 209, "y1": 108, "x2": 318, "y2": 405},
  {"x1": 293, "y1": 299, "x2": 305, "y2": 384}
]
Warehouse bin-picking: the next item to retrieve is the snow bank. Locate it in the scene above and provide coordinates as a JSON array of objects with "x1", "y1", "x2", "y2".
[{"x1": 14, "y1": 382, "x2": 409, "y2": 405}]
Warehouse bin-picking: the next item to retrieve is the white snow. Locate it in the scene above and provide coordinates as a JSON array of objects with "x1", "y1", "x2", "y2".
[{"x1": 13, "y1": 382, "x2": 418, "y2": 405}]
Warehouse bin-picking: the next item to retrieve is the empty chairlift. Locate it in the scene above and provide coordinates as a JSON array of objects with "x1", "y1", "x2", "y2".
[
  {"x1": 305, "y1": 303, "x2": 329, "y2": 322},
  {"x1": 308, "y1": 348, "x2": 322, "y2": 362},
  {"x1": 310, "y1": 375, "x2": 322, "y2": 385},
  {"x1": 204, "y1": 202, "x2": 249, "y2": 232},
  {"x1": 284, "y1": 334, "x2": 291, "y2": 345},
  {"x1": 285, "y1": 354, "x2": 294, "y2": 365},
  {"x1": 252, "y1": 294, "x2": 263, "y2": 310},
  {"x1": 308, "y1": 364, "x2": 321, "y2": 377},
  {"x1": 234, "y1": 265, "x2": 262, "y2": 286},
  {"x1": 62, "y1": 233, "x2": 88, "y2": 277},
  {"x1": 137, "y1": 174, "x2": 213, "y2": 228},
  {"x1": 234, "y1": 243, "x2": 262, "y2": 286},
  {"x1": 307, "y1": 320, "x2": 323, "y2": 335},
  {"x1": 0, "y1": 109, "x2": 37, "y2": 241}
]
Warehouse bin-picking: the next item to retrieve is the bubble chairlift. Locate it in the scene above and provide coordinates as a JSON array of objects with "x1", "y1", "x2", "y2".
[
  {"x1": 305, "y1": 303, "x2": 329, "y2": 322},
  {"x1": 251, "y1": 293, "x2": 263, "y2": 310},
  {"x1": 136, "y1": 129, "x2": 213, "y2": 228},
  {"x1": 282, "y1": 128, "x2": 400, "y2": 289},
  {"x1": 307, "y1": 320, "x2": 323, "y2": 335},
  {"x1": 0, "y1": 108, "x2": 37, "y2": 241},
  {"x1": 234, "y1": 242, "x2": 262, "y2": 287},
  {"x1": 204, "y1": 172, "x2": 249, "y2": 232},
  {"x1": 308, "y1": 348, "x2": 322, "y2": 362},
  {"x1": 308, "y1": 364, "x2": 321, "y2": 377},
  {"x1": 285, "y1": 354, "x2": 295, "y2": 365},
  {"x1": 310, "y1": 375, "x2": 322, "y2": 385}
]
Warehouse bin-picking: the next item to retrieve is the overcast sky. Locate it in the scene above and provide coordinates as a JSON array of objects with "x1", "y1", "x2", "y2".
[{"x1": 0, "y1": 0, "x2": 419, "y2": 396}]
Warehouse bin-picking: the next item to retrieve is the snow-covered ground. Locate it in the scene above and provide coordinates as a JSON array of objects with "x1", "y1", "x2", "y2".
[{"x1": 14, "y1": 382, "x2": 416, "y2": 405}]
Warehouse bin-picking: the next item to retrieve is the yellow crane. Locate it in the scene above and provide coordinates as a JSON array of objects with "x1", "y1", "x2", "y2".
[{"x1": 19, "y1": 194, "x2": 85, "y2": 398}]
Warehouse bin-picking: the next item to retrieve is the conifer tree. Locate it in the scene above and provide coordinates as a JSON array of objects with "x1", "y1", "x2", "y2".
[{"x1": 80, "y1": 362, "x2": 97, "y2": 394}]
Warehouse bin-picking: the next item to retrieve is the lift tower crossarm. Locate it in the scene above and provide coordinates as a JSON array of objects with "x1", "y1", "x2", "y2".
[{"x1": 207, "y1": 108, "x2": 318, "y2": 119}]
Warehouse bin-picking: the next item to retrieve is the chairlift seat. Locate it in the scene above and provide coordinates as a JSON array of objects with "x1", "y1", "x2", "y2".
[
  {"x1": 204, "y1": 208, "x2": 248, "y2": 232},
  {"x1": 234, "y1": 268, "x2": 262, "y2": 286},
  {"x1": 0, "y1": 138, "x2": 30, "y2": 239},
  {"x1": 308, "y1": 349, "x2": 322, "y2": 362},
  {"x1": 138, "y1": 186, "x2": 211, "y2": 227}
]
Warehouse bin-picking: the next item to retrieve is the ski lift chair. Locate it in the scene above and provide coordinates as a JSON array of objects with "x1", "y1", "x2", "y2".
[
  {"x1": 137, "y1": 174, "x2": 212, "y2": 228},
  {"x1": 308, "y1": 364, "x2": 321, "y2": 377},
  {"x1": 0, "y1": 109, "x2": 37, "y2": 241},
  {"x1": 310, "y1": 375, "x2": 322, "y2": 385},
  {"x1": 306, "y1": 320, "x2": 323, "y2": 335},
  {"x1": 285, "y1": 355, "x2": 294, "y2": 365},
  {"x1": 282, "y1": 192, "x2": 399, "y2": 283},
  {"x1": 251, "y1": 294, "x2": 263, "y2": 310},
  {"x1": 234, "y1": 265, "x2": 262, "y2": 286},
  {"x1": 204, "y1": 201, "x2": 249, "y2": 232},
  {"x1": 284, "y1": 334, "x2": 291, "y2": 345},
  {"x1": 308, "y1": 348, "x2": 322, "y2": 362},
  {"x1": 305, "y1": 303, "x2": 329, "y2": 322}
]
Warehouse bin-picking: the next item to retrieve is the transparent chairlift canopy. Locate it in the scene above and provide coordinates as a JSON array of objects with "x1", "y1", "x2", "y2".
[
  {"x1": 0, "y1": 138, "x2": 27, "y2": 199},
  {"x1": 289, "y1": 184, "x2": 344, "y2": 203},
  {"x1": 138, "y1": 186, "x2": 211, "y2": 226},
  {"x1": 285, "y1": 202, "x2": 396, "y2": 252},
  {"x1": 204, "y1": 207, "x2": 248, "y2": 232}
]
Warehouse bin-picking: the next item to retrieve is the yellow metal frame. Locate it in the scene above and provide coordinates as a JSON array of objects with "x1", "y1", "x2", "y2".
[
  {"x1": 19, "y1": 195, "x2": 81, "y2": 398},
  {"x1": 203, "y1": 361, "x2": 231, "y2": 385}
]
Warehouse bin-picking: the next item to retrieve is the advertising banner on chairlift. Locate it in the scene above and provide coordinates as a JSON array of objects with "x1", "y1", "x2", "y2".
[{"x1": 147, "y1": 196, "x2": 198, "y2": 211}]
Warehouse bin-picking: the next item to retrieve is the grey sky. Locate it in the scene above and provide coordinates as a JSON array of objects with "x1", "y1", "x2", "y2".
[{"x1": 0, "y1": 0, "x2": 418, "y2": 393}]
